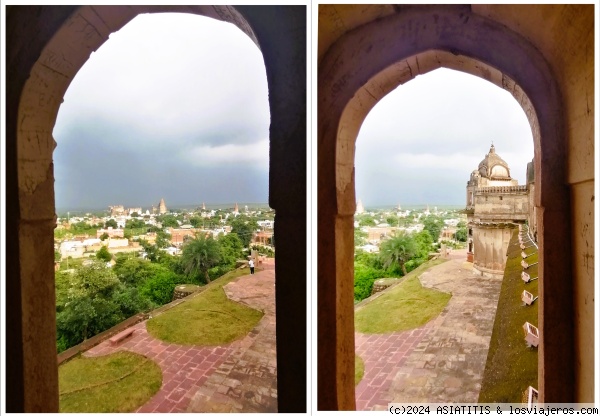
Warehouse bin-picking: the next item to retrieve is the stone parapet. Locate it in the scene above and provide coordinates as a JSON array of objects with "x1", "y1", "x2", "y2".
[{"x1": 476, "y1": 185, "x2": 528, "y2": 194}]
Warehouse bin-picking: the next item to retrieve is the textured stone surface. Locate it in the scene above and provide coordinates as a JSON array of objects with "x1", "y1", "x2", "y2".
[
  {"x1": 356, "y1": 249, "x2": 502, "y2": 409},
  {"x1": 83, "y1": 260, "x2": 277, "y2": 413}
]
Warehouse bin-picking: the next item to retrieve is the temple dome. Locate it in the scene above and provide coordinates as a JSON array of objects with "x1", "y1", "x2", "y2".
[{"x1": 477, "y1": 144, "x2": 512, "y2": 180}]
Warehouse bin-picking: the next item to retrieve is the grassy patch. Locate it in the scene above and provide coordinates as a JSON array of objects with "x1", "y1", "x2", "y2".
[
  {"x1": 59, "y1": 351, "x2": 162, "y2": 413},
  {"x1": 478, "y1": 229, "x2": 538, "y2": 403},
  {"x1": 355, "y1": 259, "x2": 451, "y2": 334},
  {"x1": 355, "y1": 355, "x2": 365, "y2": 385},
  {"x1": 146, "y1": 267, "x2": 264, "y2": 345}
]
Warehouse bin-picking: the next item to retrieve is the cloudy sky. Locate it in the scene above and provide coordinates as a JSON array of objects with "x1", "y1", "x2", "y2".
[
  {"x1": 53, "y1": 13, "x2": 269, "y2": 211},
  {"x1": 355, "y1": 68, "x2": 534, "y2": 208},
  {"x1": 54, "y1": 12, "x2": 535, "y2": 212}
]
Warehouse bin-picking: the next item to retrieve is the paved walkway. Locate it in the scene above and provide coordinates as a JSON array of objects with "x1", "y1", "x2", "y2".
[
  {"x1": 355, "y1": 250, "x2": 503, "y2": 410},
  {"x1": 84, "y1": 260, "x2": 276, "y2": 413}
]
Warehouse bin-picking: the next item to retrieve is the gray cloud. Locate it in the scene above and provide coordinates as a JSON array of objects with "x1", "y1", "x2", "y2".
[
  {"x1": 53, "y1": 13, "x2": 269, "y2": 210},
  {"x1": 355, "y1": 68, "x2": 534, "y2": 207}
]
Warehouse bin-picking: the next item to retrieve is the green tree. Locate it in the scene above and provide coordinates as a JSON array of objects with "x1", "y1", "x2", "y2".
[
  {"x1": 125, "y1": 218, "x2": 146, "y2": 229},
  {"x1": 358, "y1": 216, "x2": 376, "y2": 227},
  {"x1": 354, "y1": 263, "x2": 386, "y2": 301},
  {"x1": 139, "y1": 271, "x2": 178, "y2": 305},
  {"x1": 130, "y1": 212, "x2": 139, "y2": 218},
  {"x1": 55, "y1": 263, "x2": 123, "y2": 347},
  {"x1": 379, "y1": 233, "x2": 417, "y2": 275},
  {"x1": 189, "y1": 216, "x2": 203, "y2": 228},
  {"x1": 180, "y1": 235, "x2": 222, "y2": 284},
  {"x1": 96, "y1": 245, "x2": 112, "y2": 262},
  {"x1": 422, "y1": 216, "x2": 444, "y2": 242},
  {"x1": 99, "y1": 232, "x2": 110, "y2": 241},
  {"x1": 55, "y1": 249, "x2": 62, "y2": 262},
  {"x1": 230, "y1": 217, "x2": 258, "y2": 247},
  {"x1": 158, "y1": 215, "x2": 179, "y2": 228},
  {"x1": 105, "y1": 218, "x2": 118, "y2": 228},
  {"x1": 455, "y1": 227, "x2": 468, "y2": 242},
  {"x1": 413, "y1": 230, "x2": 434, "y2": 259},
  {"x1": 219, "y1": 233, "x2": 244, "y2": 266}
]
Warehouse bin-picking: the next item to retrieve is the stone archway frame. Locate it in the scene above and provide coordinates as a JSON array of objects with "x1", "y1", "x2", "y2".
[
  {"x1": 12, "y1": 5, "x2": 306, "y2": 412},
  {"x1": 318, "y1": 5, "x2": 571, "y2": 409}
]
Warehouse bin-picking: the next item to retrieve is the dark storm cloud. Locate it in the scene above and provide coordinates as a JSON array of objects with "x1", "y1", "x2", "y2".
[
  {"x1": 52, "y1": 13, "x2": 269, "y2": 210},
  {"x1": 355, "y1": 68, "x2": 534, "y2": 207}
]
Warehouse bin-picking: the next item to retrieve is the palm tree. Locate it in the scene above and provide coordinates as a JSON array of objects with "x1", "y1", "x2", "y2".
[
  {"x1": 180, "y1": 234, "x2": 222, "y2": 284},
  {"x1": 379, "y1": 232, "x2": 417, "y2": 275}
]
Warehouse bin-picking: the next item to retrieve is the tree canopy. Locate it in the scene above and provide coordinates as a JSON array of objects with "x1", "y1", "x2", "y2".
[
  {"x1": 379, "y1": 232, "x2": 417, "y2": 275},
  {"x1": 180, "y1": 235, "x2": 222, "y2": 284}
]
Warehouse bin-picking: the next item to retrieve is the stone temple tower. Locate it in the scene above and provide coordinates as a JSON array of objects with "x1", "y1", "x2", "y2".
[
  {"x1": 465, "y1": 144, "x2": 529, "y2": 276},
  {"x1": 158, "y1": 198, "x2": 167, "y2": 214}
]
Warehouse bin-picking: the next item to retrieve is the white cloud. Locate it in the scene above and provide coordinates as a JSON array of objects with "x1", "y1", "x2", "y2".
[
  {"x1": 182, "y1": 139, "x2": 269, "y2": 169},
  {"x1": 356, "y1": 68, "x2": 534, "y2": 206}
]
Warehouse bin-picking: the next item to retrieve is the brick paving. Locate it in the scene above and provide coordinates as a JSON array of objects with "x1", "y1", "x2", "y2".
[
  {"x1": 355, "y1": 249, "x2": 503, "y2": 410},
  {"x1": 83, "y1": 259, "x2": 276, "y2": 413}
]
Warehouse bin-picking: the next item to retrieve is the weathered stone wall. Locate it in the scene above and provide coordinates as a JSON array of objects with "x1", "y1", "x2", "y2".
[
  {"x1": 473, "y1": 192, "x2": 529, "y2": 221},
  {"x1": 473, "y1": 226, "x2": 514, "y2": 274}
]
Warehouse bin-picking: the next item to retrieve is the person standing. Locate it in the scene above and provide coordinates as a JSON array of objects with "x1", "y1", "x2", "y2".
[{"x1": 249, "y1": 258, "x2": 255, "y2": 275}]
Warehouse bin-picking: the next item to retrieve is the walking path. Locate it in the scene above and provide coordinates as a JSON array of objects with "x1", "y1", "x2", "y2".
[
  {"x1": 84, "y1": 259, "x2": 276, "y2": 413},
  {"x1": 355, "y1": 250, "x2": 503, "y2": 410}
]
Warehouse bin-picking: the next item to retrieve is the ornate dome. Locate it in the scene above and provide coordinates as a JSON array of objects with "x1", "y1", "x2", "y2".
[{"x1": 477, "y1": 144, "x2": 511, "y2": 180}]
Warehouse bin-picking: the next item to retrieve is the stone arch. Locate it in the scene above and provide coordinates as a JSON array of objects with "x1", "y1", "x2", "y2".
[
  {"x1": 318, "y1": 5, "x2": 571, "y2": 408},
  {"x1": 7, "y1": 5, "x2": 306, "y2": 411}
]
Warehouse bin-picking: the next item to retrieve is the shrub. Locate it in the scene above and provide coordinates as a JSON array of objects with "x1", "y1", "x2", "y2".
[
  {"x1": 354, "y1": 263, "x2": 386, "y2": 301},
  {"x1": 139, "y1": 273, "x2": 178, "y2": 305}
]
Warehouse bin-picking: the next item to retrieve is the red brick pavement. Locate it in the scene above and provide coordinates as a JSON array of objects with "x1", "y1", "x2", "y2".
[
  {"x1": 83, "y1": 260, "x2": 276, "y2": 413},
  {"x1": 355, "y1": 323, "x2": 432, "y2": 410}
]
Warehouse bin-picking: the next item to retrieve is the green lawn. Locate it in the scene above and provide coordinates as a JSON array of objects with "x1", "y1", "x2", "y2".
[
  {"x1": 146, "y1": 267, "x2": 264, "y2": 345},
  {"x1": 478, "y1": 229, "x2": 538, "y2": 403},
  {"x1": 355, "y1": 355, "x2": 365, "y2": 385},
  {"x1": 59, "y1": 351, "x2": 162, "y2": 413},
  {"x1": 355, "y1": 258, "x2": 451, "y2": 333}
]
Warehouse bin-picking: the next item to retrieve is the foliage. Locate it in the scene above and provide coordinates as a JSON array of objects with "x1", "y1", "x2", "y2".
[
  {"x1": 219, "y1": 233, "x2": 245, "y2": 266},
  {"x1": 455, "y1": 227, "x2": 468, "y2": 242},
  {"x1": 130, "y1": 211, "x2": 139, "y2": 218},
  {"x1": 55, "y1": 259, "x2": 175, "y2": 352},
  {"x1": 379, "y1": 232, "x2": 417, "y2": 275},
  {"x1": 413, "y1": 230, "x2": 434, "y2": 258},
  {"x1": 355, "y1": 251, "x2": 384, "y2": 269},
  {"x1": 104, "y1": 219, "x2": 118, "y2": 228},
  {"x1": 230, "y1": 216, "x2": 259, "y2": 247},
  {"x1": 158, "y1": 214, "x2": 179, "y2": 228},
  {"x1": 111, "y1": 286, "x2": 154, "y2": 316},
  {"x1": 96, "y1": 245, "x2": 112, "y2": 262},
  {"x1": 355, "y1": 259, "x2": 451, "y2": 333},
  {"x1": 55, "y1": 249, "x2": 62, "y2": 262},
  {"x1": 146, "y1": 268, "x2": 263, "y2": 345},
  {"x1": 125, "y1": 218, "x2": 146, "y2": 229},
  {"x1": 250, "y1": 244, "x2": 274, "y2": 258},
  {"x1": 99, "y1": 232, "x2": 109, "y2": 241},
  {"x1": 189, "y1": 216, "x2": 203, "y2": 228},
  {"x1": 386, "y1": 216, "x2": 398, "y2": 226},
  {"x1": 422, "y1": 216, "x2": 444, "y2": 242},
  {"x1": 354, "y1": 263, "x2": 386, "y2": 301},
  {"x1": 358, "y1": 216, "x2": 376, "y2": 227},
  {"x1": 180, "y1": 235, "x2": 222, "y2": 284},
  {"x1": 139, "y1": 271, "x2": 178, "y2": 305},
  {"x1": 58, "y1": 351, "x2": 162, "y2": 413}
]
